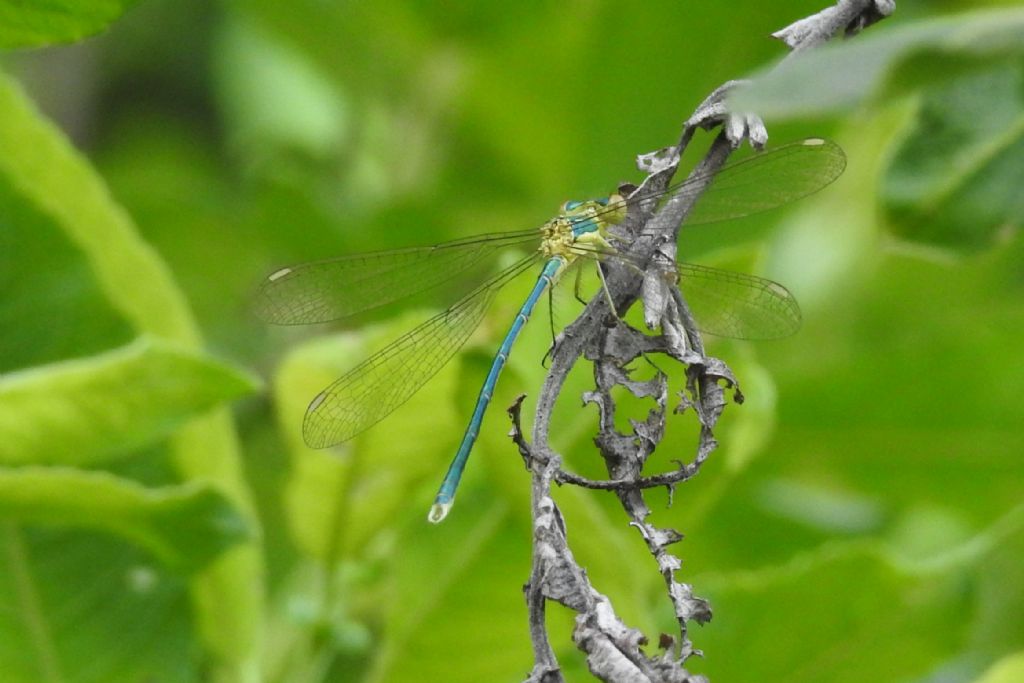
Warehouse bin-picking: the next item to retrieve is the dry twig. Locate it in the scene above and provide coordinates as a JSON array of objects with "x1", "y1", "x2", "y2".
[{"x1": 513, "y1": 3, "x2": 895, "y2": 681}]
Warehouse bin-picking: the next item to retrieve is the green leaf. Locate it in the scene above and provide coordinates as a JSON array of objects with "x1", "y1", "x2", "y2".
[
  {"x1": 697, "y1": 543, "x2": 963, "y2": 682},
  {"x1": 274, "y1": 311, "x2": 461, "y2": 561},
  {"x1": 731, "y1": 8, "x2": 1024, "y2": 119},
  {"x1": 963, "y1": 511, "x2": 1024, "y2": 668},
  {"x1": 693, "y1": 504, "x2": 1024, "y2": 683},
  {"x1": 0, "y1": 525, "x2": 197, "y2": 683},
  {"x1": 881, "y1": 62, "x2": 1024, "y2": 249},
  {"x1": 0, "y1": 0, "x2": 140, "y2": 48},
  {"x1": 0, "y1": 337, "x2": 259, "y2": 467},
  {"x1": 212, "y1": 15, "x2": 348, "y2": 163},
  {"x1": 366, "y1": 499, "x2": 533, "y2": 683},
  {"x1": 972, "y1": 652, "x2": 1024, "y2": 683},
  {"x1": 0, "y1": 176, "x2": 133, "y2": 372},
  {"x1": 774, "y1": 247, "x2": 1024, "y2": 522},
  {"x1": 0, "y1": 70, "x2": 197, "y2": 345},
  {"x1": 0, "y1": 467, "x2": 249, "y2": 573},
  {"x1": 0, "y1": 70, "x2": 264, "y2": 675}
]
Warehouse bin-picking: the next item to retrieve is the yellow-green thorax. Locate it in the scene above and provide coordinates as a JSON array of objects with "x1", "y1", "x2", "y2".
[{"x1": 539, "y1": 193, "x2": 626, "y2": 271}]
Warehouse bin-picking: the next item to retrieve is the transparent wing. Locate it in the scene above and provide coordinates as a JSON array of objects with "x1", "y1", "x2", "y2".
[
  {"x1": 677, "y1": 262, "x2": 801, "y2": 340},
  {"x1": 685, "y1": 138, "x2": 846, "y2": 225},
  {"x1": 303, "y1": 254, "x2": 538, "y2": 447},
  {"x1": 256, "y1": 230, "x2": 538, "y2": 325},
  {"x1": 591, "y1": 138, "x2": 845, "y2": 227}
]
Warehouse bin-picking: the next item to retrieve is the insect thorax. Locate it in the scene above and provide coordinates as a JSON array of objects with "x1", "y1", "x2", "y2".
[{"x1": 539, "y1": 194, "x2": 623, "y2": 260}]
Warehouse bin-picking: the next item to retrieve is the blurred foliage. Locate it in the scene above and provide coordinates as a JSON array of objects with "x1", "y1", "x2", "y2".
[
  {"x1": 0, "y1": 0, "x2": 141, "y2": 49},
  {"x1": 0, "y1": 1, "x2": 1022, "y2": 682},
  {"x1": 734, "y1": 6, "x2": 1024, "y2": 248},
  {"x1": 883, "y1": 61, "x2": 1024, "y2": 248}
]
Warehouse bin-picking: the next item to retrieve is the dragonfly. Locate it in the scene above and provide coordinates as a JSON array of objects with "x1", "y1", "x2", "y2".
[{"x1": 256, "y1": 138, "x2": 845, "y2": 523}]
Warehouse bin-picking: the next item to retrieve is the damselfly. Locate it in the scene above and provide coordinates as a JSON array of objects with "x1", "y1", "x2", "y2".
[{"x1": 256, "y1": 138, "x2": 845, "y2": 522}]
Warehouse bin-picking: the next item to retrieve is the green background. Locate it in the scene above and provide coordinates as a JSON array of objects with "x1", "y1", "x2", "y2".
[{"x1": 1, "y1": 0, "x2": 1023, "y2": 682}]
